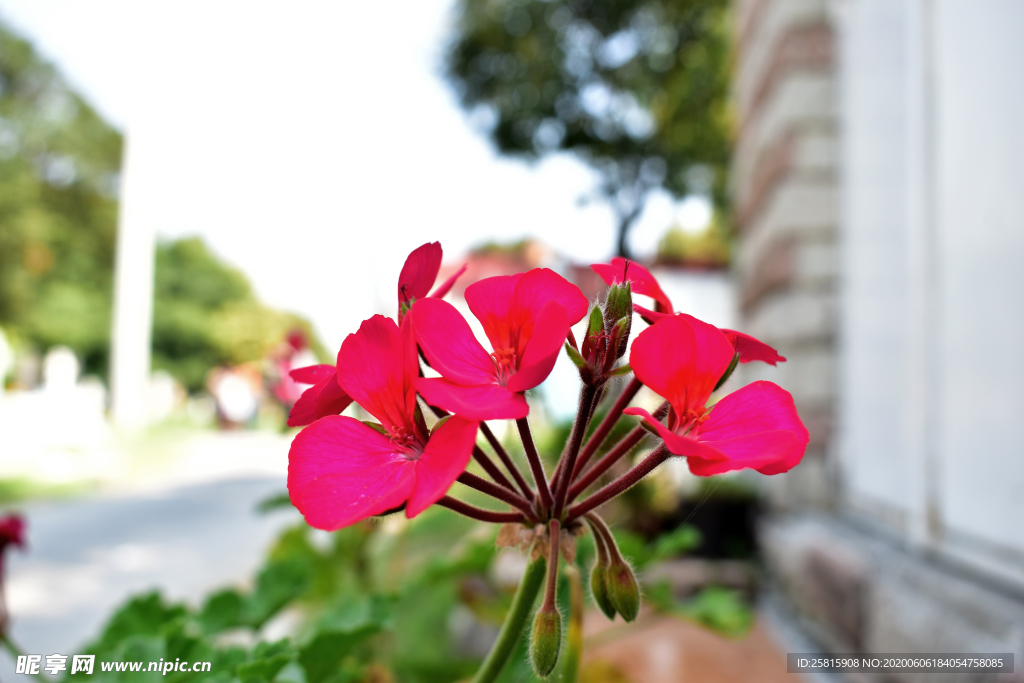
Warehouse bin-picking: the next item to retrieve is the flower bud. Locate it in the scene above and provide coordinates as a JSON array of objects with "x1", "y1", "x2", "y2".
[
  {"x1": 530, "y1": 606, "x2": 562, "y2": 677},
  {"x1": 606, "y1": 559, "x2": 640, "y2": 622},
  {"x1": 589, "y1": 563, "x2": 616, "y2": 619},
  {"x1": 604, "y1": 282, "x2": 632, "y2": 359}
]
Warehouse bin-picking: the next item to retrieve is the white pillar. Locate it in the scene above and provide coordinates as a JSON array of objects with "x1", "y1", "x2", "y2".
[{"x1": 109, "y1": 134, "x2": 155, "y2": 431}]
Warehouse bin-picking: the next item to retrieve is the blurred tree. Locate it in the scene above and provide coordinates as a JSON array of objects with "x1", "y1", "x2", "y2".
[
  {"x1": 0, "y1": 21, "x2": 320, "y2": 390},
  {"x1": 446, "y1": 0, "x2": 732, "y2": 258}
]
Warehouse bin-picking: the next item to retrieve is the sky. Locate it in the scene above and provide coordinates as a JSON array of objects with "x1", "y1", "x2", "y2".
[{"x1": 0, "y1": 0, "x2": 696, "y2": 351}]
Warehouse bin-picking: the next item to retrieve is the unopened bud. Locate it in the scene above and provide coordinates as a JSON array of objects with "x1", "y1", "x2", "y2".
[
  {"x1": 530, "y1": 607, "x2": 562, "y2": 677},
  {"x1": 606, "y1": 559, "x2": 640, "y2": 622},
  {"x1": 590, "y1": 563, "x2": 616, "y2": 619},
  {"x1": 604, "y1": 282, "x2": 632, "y2": 358}
]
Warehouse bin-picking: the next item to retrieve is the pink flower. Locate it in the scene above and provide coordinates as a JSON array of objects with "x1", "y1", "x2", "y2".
[
  {"x1": 398, "y1": 242, "x2": 467, "y2": 324},
  {"x1": 624, "y1": 314, "x2": 807, "y2": 476},
  {"x1": 412, "y1": 268, "x2": 589, "y2": 420},
  {"x1": 288, "y1": 316, "x2": 479, "y2": 530},
  {"x1": 286, "y1": 364, "x2": 353, "y2": 428},
  {"x1": 591, "y1": 258, "x2": 785, "y2": 365},
  {"x1": 0, "y1": 514, "x2": 25, "y2": 578}
]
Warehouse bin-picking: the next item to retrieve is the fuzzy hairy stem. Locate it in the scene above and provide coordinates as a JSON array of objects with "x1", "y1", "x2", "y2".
[
  {"x1": 566, "y1": 445, "x2": 671, "y2": 521},
  {"x1": 457, "y1": 472, "x2": 537, "y2": 521},
  {"x1": 551, "y1": 384, "x2": 598, "y2": 518},
  {"x1": 480, "y1": 422, "x2": 535, "y2": 501},
  {"x1": 471, "y1": 557, "x2": 547, "y2": 683},
  {"x1": 568, "y1": 400, "x2": 669, "y2": 499},
  {"x1": 542, "y1": 518, "x2": 562, "y2": 610},
  {"x1": 436, "y1": 496, "x2": 527, "y2": 524},
  {"x1": 571, "y1": 377, "x2": 643, "y2": 480},
  {"x1": 516, "y1": 417, "x2": 554, "y2": 512},
  {"x1": 472, "y1": 446, "x2": 520, "y2": 497}
]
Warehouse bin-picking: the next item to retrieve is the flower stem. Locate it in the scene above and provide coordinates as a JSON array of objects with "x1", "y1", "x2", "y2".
[
  {"x1": 480, "y1": 422, "x2": 535, "y2": 501},
  {"x1": 551, "y1": 385, "x2": 598, "y2": 518},
  {"x1": 566, "y1": 445, "x2": 671, "y2": 521},
  {"x1": 436, "y1": 496, "x2": 527, "y2": 524},
  {"x1": 516, "y1": 418, "x2": 554, "y2": 512},
  {"x1": 571, "y1": 377, "x2": 643, "y2": 480},
  {"x1": 458, "y1": 472, "x2": 537, "y2": 522},
  {"x1": 472, "y1": 446, "x2": 520, "y2": 497},
  {"x1": 568, "y1": 401, "x2": 668, "y2": 500},
  {"x1": 471, "y1": 556, "x2": 548, "y2": 683},
  {"x1": 542, "y1": 519, "x2": 561, "y2": 610}
]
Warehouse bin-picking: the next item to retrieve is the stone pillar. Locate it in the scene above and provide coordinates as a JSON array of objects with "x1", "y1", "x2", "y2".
[
  {"x1": 732, "y1": 0, "x2": 839, "y2": 508},
  {"x1": 109, "y1": 134, "x2": 155, "y2": 431}
]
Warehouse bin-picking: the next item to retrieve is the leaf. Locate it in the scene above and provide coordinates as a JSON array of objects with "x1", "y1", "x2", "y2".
[
  {"x1": 564, "y1": 342, "x2": 587, "y2": 369},
  {"x1": 198, "y1": 589, "x2": 247, "y2": 635},
  {"x1": 608, "y1": 364, "x2": 632, "y2": 376},
  {"x1": 255, "y1": 492, "x2": 294, "y2": 514},
  {"x1": 299, "y1": 625, "x2": 380, "y2": 683},
  {"x1": 236, "y1": 640, "x2": 295, "y2": 683},
  {"x1": 245, "y1": 559, "x2": 313, "y2": 628}
]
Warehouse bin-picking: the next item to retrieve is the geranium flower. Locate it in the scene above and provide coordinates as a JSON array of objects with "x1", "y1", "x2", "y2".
[
  {"x1": 0, "y1": 514, "x2": 25, "y2": 577},
  {"x1": 624, "y1": 314, "x2": 807, "y2": 475},
  {"x1": 412, "y1": 268, "x2": 589, "y2": 420},
  {"x1": 591, "y1": 257, "x2": 785, "y2": 365},
  {"x1": 288, "y1": 315, "x2": 479, "y2": 530},
  {"x1": 286, "y1": 364, "x2": 352, "y2": 427},
  {"x1": 288, "y1": 242, "x2": 466, "y2": 427},
  {"x1": 398, "y1": 241, "x2": 467, "y2": 324}
]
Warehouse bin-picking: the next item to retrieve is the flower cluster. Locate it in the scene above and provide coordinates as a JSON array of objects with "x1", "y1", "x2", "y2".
[{"x1": 286, "y1": 244, "x2": 808, "y2": 677}]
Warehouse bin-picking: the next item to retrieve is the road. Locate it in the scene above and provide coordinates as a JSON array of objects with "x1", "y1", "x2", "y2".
[{"x1": 0, "y1": 476, "x2": 297, "y2": 679}]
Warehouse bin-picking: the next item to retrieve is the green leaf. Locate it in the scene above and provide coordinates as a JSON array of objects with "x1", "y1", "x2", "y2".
[
  {"x1": 236, "y1": 640, "x2": 295, "y2": 683},
  {"x1": 255, "y1": 492, "x2": 294, "y2": 514},
  {"x1": 198, "y1": 589, "x2": 247, "y2": 635},
  {"x1": 299, "y1": 625, "x2": 380, "y2": 683},
  {"x1": 608, "y1": 363, "x2": 632, "y2": 376},
  {"x1": 245, "y1": 559, "x2": 313, "y2": 628},
  {"x1": 587, "y1": 306, "x2": 604, "y2": 337}
]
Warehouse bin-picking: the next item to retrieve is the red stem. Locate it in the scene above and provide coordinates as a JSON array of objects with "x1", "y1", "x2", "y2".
[
  {"x1": 473, "y1": 446, "x2": 520, "y2": 496},
  {"x1": 436, "y1": 496, "x2": 527, "y2": 524},
  {"x1": 566, "y1": 445, "x2": 671, "y2": 521},
  {"x1": 480, "y1": 422, "x2": 535, "y2": 501},
  {"x1": 571, "y1": 377, "x2": 642, "y2": 480},
  {"x1": 542, "y1": 518, "x2": 561, "y2": 610},
  {"x1": 551, "y1": 384, "x2": 598, "y2": 518},
  {"x1": 458, "y1": 472, "x2": 537, "y2": 522},
  {"x1": 568, "y1": 401, "x2": 669, "y2": 500},
  {"x1": 517, "y1": 418, "x2": 554, "y2": 512}
]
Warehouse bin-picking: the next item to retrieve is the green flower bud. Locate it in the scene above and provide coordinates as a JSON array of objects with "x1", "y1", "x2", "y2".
[
  {"x1": 607, "y1": 559, "x2": 640, "y2": 622},
  {"x1": 604, "y1": 282, "x2": 632, "y2": 358},
  {"x1": 529, "y1": 607, "x2": 562, "y2": 677},
  {"x1": 590, "y1": 563, "x2": 616, "y2": 619}
]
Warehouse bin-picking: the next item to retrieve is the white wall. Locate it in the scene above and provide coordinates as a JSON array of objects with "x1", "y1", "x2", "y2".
[{"x1": 838, "y1": 0, "x2": 1024, "y2": 584}]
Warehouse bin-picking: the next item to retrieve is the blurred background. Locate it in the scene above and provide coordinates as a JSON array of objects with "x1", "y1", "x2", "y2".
[{"x1": 0, "y1": 0, "x2": 1022, "y2": 681}]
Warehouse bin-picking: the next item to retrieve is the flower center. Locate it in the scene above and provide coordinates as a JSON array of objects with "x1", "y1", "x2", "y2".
[
  {"x1": 389, "y1": 428, "x2": 423, "y2": 460},
  {"x1": 491, "y1": 347, "x2": 518, "y2": 386}
]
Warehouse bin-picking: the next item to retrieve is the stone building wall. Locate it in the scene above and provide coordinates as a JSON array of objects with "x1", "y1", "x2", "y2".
[{"x1": 732, "y1": 0, "x2": 839, "y2": 509}]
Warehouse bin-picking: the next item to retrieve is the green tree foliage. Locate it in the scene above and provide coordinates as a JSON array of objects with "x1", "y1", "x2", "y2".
[
  {"x1": 0, "y1": 21, "x2": 123, "y2": 376},
  {"x1": 153, "y1": 238, "x2": 321, "y2": 392},
  {"x1": 445, "y1": 0, "x2": 732, "y2": 257},
  {"x1": 0, "y1": 20, "x2": 318, "y2": 390}
]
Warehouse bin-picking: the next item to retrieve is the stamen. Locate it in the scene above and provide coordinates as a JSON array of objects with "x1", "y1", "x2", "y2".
[{"x1": 491, "y1": 347, "x2": 517, "y2": 385}]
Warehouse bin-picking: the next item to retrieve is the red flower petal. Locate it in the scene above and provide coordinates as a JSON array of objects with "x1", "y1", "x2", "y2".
[
  {"x1": 623, "y1": 407, "x2": 728, "y2": 462},
  {"x1": 337, "y1": 315, "x2": 417, "y2": 436},
  {"x1": 415, "y1": 377, "x2": 529, "y2": 421},
  {"x1": 287, "y1": 416, "x2": 417, "y2": 530},
  {"x1": 429, "y1": 263, "x2": 468, "y2": 299},
  {"x1": 288, "y1": 376, "x2": 331, "y2": 427},
  {"x1": 632, "y1": 303, "x2": 670, "y2": 325},
  {"x1": 289, "y1": 364, "x2": 335, "y2": 385},
  {"x1": 406, "y1": 416, "x2": 479, "y2": 517},
  {"x1": 510, "y1": 269, "x2": 589, "y2": 340},
  {"x1": 412, "y1": 298, "x2": 498, "y2": 386},
  {"x1": 465, "y1": 273, "x2": 522, "y2": 351},
  {"x1": 720, "y1": 329, "x2": 786, "y2": 365},
  {"x1": 691, "y1": 381, "x2": 808, "y2": 474},
  {"x1": 592, "y1": 258, "x2": 673, "y2": 313},
  {"x1": 398, "y1": 242, "x2": 443, "y2": 303},
  {"x1": 506, "y1": 300, "x2": 569, "y2": 392},
  {"x1": 629, "y1": 314, "x2": 734, "y2": 417},
  {"x1": 315, "y1": 375, "x2": 353, "y2": 420}
]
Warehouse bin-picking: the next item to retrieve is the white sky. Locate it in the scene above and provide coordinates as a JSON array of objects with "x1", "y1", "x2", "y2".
[{"x1": 0, "y1": 0, "x2": 688, "y2": 350}]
